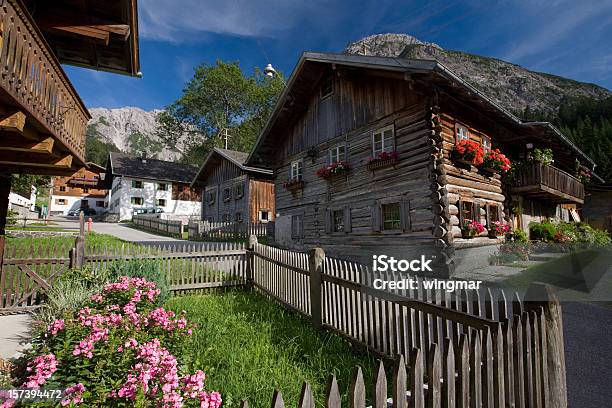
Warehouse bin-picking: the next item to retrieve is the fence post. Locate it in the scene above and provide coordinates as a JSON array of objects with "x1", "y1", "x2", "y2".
[
  {"x1": 308, "y1": 247, "x2": 325, "y2": 329},
  {"x1": 524, "y1": 282, "x2": 567, "y2": 408},
  {"x1": 71, "y1": 212, "x2": 86, "y2": 269},
  {"x1": 246, "y1": 235, "x2": 258, "y2": 286}
]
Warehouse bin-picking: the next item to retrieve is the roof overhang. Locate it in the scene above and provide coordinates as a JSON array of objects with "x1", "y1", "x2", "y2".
[
  {"x1": 247, "y1": 52, "x2": 598, "y2": 172},
  {"x1": 192, "y1": 147, "x2": 273, "y2": 188}
]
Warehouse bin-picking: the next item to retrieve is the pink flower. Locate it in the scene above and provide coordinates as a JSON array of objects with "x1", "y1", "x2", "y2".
[
  {"x1": 47, "y1": 319, "x2": 65, "y2": 336},
  {"x1": 25, "y1": 354, "x2": 57, "y2": 389},
  {"x1": 60, "y1": 383, "x2": 85, "y2": 406}
]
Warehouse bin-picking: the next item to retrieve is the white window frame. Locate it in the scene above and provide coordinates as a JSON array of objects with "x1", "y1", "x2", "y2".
[
  {"x1": 131, "y1": 197, "x2": 144, "y2": 205},
  {"x1": 372, "y1": 125, "x2": 395, "y2": 156},
  {"x1": 482, "y1": 135, "x2": 491, "y2": 152},
  {"x1": 291, "y1": 159, "x2": 303, "y2": 181},
  {"x1": 156, "y1": 199, "x2": 166, "y2": 207},
  {"x1": 329, "y1": 144, "x2": 345, "y2": 164},
  {"x1": 157, "y1": 183, "x2": 167, "y2": 191},
  {"x1": 456, "y1": 124, "x2": 470, "y2": 142},
  {"x1": 259, "y1": 209, "x2": 270, "y2": 223}
]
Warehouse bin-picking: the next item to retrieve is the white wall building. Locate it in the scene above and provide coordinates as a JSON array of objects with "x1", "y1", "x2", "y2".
[{"x1": 105, "y1": 152, "x2": 201, "y2": 221}]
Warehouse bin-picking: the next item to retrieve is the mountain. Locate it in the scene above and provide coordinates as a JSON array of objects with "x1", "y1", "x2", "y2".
[
  {"x1": 344, "y1": 34, "x2": 612, "y2": 115},
  {"x1": 86, "y1": 107, "x2": 180, "y2": 165}
]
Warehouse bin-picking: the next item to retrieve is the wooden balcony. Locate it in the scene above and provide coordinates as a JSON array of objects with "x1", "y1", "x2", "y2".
[
  {"x1": 511, "y1": 163, "x2": 585, "y2": 204},
  {"x1": 0, "y1": 0, "x2": 89, "y2": 175}
]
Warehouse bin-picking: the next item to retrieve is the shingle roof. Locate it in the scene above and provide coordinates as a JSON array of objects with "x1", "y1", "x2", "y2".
[
  {"x1": 192, "y1": 147, "x2": 273, "y2": 187},
  {"x1": 108, "y1": 152, "x2": 197, "y2": 183}
]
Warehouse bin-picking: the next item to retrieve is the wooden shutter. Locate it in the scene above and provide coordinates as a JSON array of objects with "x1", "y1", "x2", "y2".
[
  {"x1": 486, "y1": 203, "x2": 491, "y2": 227},
  {"x1": 458, "y1": 199, "x2": 464, "y2": 226},
  {"x1": 324, "y1": 209, "x2": 332, "y2": 233},
  {"x1": 400, "y1": 199, "x2": 411, "y2": 232},
  {"x1": 372, "y1": 202, "x2": 381, "y2": 232},
  {"x1": 475, "y1": 202, "x2": 481, "y2": 223},
  {"x1": 344, "y1": 206, "x2": 352, "y2": 233},
  {"x1": 300, "y1": 212, "x2": 306, "y2": 238}
]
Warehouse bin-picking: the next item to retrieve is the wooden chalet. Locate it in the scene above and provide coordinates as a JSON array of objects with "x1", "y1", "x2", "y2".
[
  {"x1": 192, "y1": 148, "x2": 275, "y2": 225},
  {"x1": 0, "y1": 0, "x2": 139, "y2": 250},
  {"x1": 246, "y1": 52, "x2": 596, "y2": 276}
]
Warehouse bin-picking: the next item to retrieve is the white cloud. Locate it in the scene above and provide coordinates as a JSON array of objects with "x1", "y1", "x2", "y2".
[{"x1": 138, "y1": 0, "x2": 334, "y2": 42}]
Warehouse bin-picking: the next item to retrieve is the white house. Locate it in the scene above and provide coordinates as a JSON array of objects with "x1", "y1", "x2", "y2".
[
  {"x1": 104, "y1": 152, "x2": 201, "y2": 221},
  {"x1": 48, "y1": 163, "x2": 107, "y2": 216}
]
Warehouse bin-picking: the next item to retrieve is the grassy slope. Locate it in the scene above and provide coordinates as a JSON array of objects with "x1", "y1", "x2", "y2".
[
  {"x1": 4, "y1": 233, "x2": 129, "y2": 257},
  {"x1": 166, "y1": 291, "x2": 378, "y2": 408}
]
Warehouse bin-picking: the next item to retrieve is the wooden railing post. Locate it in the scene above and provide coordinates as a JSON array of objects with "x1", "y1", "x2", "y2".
[
  {"x1": 0, "y1": 174, "x2": 11, "y2": 276},
  {"x1": 308, "y1": 247, "x2": 325, "y2": 329},
  {"x1": 71, "y1": 211, "x2": 86, "y2": 269},
  {"x1": 246, "y1": 235, "x2": 258, "y2": 286},
  {"x1": 524, "y1": 282, "x2": 567, "y2": 408}
]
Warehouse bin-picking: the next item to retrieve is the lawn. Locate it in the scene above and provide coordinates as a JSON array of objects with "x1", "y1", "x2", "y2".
[
  {"x1": 4, "y1": 232, "x2": 130, "y2": 257},
  {"x1": 165, "y1": 290, "x2": 379, "y2": 408}
]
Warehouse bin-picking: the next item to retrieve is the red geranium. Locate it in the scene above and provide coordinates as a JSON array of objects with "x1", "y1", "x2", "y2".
[
  {"x1": 453, "y1": 140, "x2": 485, "y2": 166},
  {"x1": 316, "y1": 161, "x2": 351, "y2": 179},
  {"x1": 367, "y1": 150, "x2": 398, "y2": 164},
  {"x1": 482, "y1": 149, "x2": 511, "y2": 172}
]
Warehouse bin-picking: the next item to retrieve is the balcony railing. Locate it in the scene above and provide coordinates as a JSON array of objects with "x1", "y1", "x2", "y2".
[
  {"x1": 0, "y1": 0, "x2": 89, "y2": 161},
  {"x1": 511, "y1": 163, "x2": 585, "y2": 203}
]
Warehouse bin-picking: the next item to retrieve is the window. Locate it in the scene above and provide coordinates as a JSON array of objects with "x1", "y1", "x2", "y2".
[
  {"x1": 456, "y1": 124, "x2": 470, "y2": 142},
  {"x1": 291, "y1": 214, "x2": 303, "y2": 238},
  {"x1": 487, "y1": 204, "x2": 501, "y2": 225},
  {"x1": 381, "y1": 202, "x2": 401, "y2": 230},
  {"x1": 96, "y1": 201, "x2": 105, "y2": 207},
  {"x1": 459, "y1": 200, "x2": 476, "y2": 224},
  {"x1": 158, "y1": 183, "x2": 167, "y2": 191},
  {"x1": 131, "y1": 197, "x2": 144, "y2": 205},
  {"x1": 222, "y1": 213, "x2": 230, "y2": 222},
  {"x1": 207, "y1": 217, "x2": 214, "y2": 223},
  {"x1": 291, "y1": 159, "x2": 303, "y2": 181},
  {"x1": 234, "y1": 183, "x2": 244, "y2": 199},
  {"x1": 332, "y1": 209, "x2": 345, "y2": 232},
  {"x1": 372, "y1": 125, "x2": 395, "y2": 156},
  {"x1": 55, "y1": 199, "x2": 66, "y2": 205},
  {"x1": 329, "y1": 144, "x2": 345, "y2": 164},
  {"x1": 223, "y1": 187, "x2": 231, "y2": 201},
  {"x1": 235, "y1": 212, "x2": 243, "y2": 223},
  {"x1": 320, "y1": 74, "x2": 333, "y2": 99},
  {"x1": 59, "y1": 186, "x2": 66, "y2": 192},
  {"x1": 482, "y1": 135, "x2": 491, "y2": 152},
  {"x1": 208, "y1": 191, "x2": 216, "y2": 205},
  {"x1": 83, "y1": 188, "x2": 89, "y2": 193},
  {"x1": 157, "y1": 199, "x2": 166, "y2": 207},
  {"x1": 259, "y1": 210, "x2": 270, "y2": 223},
  {"x1": 132, "y1": 180, "x2": 143, "y2": 188}
]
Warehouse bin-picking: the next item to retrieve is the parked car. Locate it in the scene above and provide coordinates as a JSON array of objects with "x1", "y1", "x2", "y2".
[{"x1": 67, "y1": 209, "x2": 80, "y2": 217}]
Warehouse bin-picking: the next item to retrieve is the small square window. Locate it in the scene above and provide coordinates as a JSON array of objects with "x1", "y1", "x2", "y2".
[
  {"x1": 320, "y1": 74, "x2": 333, "y2": 99},
  {"x1": 381, "y1": 202, "x2": 401, "y2": 230},
  {"x1": 223, "y1": 187, "x2": 231, "y2": 201},
  {"x1": 208, "y1": 191, "x2": 216, "y2": 205},
  {"x1": 132, "y1": 180, "x2": 143, "y2": 188},
  {"x1": 158, "y1": 183, "x2": 167, "y2": 191},
  {"x1": 488, "y1": 204, "x2": 500, "y2": 224},
  {"x1": 131, "y1": 197, "x2": 144, "y2": 205},
  {"x1": 222, "y1": 213, "x2": 230, "y2": 222},
  {"x1": 332, "y1": 209, "x2": 344, "y2": 232},
  {"x1": 460, "y1": 201, "x2": 475, "y2": 222},
  {"x1": 259, "y1": 210, "x2": 270, "y2": 222},
  {"x1": 83, "y1": 188, "x2": 89, "y2": 193},
  {"x1": 234, "y1": 183, "x2": 244, "y2": 199},
  {"x1": 59, "y1": 186, "x2": 66, "y2": 192},
  {"x1": 157, "y1": 199, "x2": 166, "y2": 207},
  {"x1": 482, "y1": 135, "x2": 491, "y2": 152},
  {"x1": 329, "y1": 145, "x2": 345, "y2": 164},
  {"x1": 372, "y1": 126, "x2": 395, "y2": 156},
  {"x1": 291, "y1": 160, "x2": 303, "y2": 181},
  {"x1": 235, "y1": 212, "x2": 243, "y2": 222},
  {"x1": 456, "y1": 124, "x2": 470, "y2": 142},
  {"x1": 96, "y1": 201, "x2": 105, "y2": 207}
]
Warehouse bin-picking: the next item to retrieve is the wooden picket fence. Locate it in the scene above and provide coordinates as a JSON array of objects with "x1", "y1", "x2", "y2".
[
  {"x1": 248, "y1": 240, "x2": 567, "y2": 408},
  {"x1": 132, "y1": 214, "x2": 183, "y2": 238},
  {"x1": 188, "y1": 220, "x2": 270, "y2": 241}
]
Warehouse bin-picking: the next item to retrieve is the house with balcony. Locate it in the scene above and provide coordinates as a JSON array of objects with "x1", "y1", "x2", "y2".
[
  {"x1": 246, "y1": 52, "x2": 596, "y2": 276},
  {"x1": 49, "y1": 162, "x2": 108, "y2": 215},
  {"x1": 104, "y1": 152, "x2": 201, "y2": 221},
  {"x1": 0, "y1": 0, "x2": 139, "y2": 241}
]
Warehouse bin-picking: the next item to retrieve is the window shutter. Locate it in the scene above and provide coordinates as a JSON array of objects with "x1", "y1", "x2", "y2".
[
  {"x1": 324, "y1": 209, "x2": 332, "y2": 234},
  {"x1": 486, "y1": 204, "x2": 491, "y2": 227},
  {"x1": 372, "y1": 202, "x2": 381, "y2": 232},
  {"x1": 475, "y1": 202, "x2": 481, "y2": 223},
  {"x1": 344, "y1": 206, "x2": 352, "y2": 233},
  {"x1": 300, "y1": 212, "x2": 306, "y2": 238},
  {"x1": 400, "y1": 199, "x2": 411, "y2": 232},
  {"x1": 458, "y1": 199, "x2": 464, "y2": 226}
]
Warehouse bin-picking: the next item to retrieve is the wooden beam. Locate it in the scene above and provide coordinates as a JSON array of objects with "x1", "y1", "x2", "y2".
[
  {"x1": 0, "y1": 111, "x2": 26, "y2": 133},
  {"x1": 0, "y1": 153, "x2": 73, "y2": 172},
  {"x1": 0, "y1": 136, "x2": 54, "y2": 155},
  {"x1": 46, "y1": 25, "x2": 110, "y2": 46}
]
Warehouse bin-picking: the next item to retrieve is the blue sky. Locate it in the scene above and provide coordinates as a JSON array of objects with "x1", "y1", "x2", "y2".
[{"x1": 65, "y1": 0, "x2": 612, "y2": 111}]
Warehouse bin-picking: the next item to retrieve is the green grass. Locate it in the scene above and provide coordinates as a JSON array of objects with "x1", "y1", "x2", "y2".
[
  {"x1": 5, "y1": 232, "x2": 130, "y2": 256},
  {"x1": 165, "y1": 290, "x2": 378, "y2": 408}
]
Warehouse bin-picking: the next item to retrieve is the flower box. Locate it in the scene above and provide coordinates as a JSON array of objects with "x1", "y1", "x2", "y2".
[
  {"x1": 367, "y1": 151, "x2": 399, "y2": 171},
  {"x1": 481, "y1": 149, "x2": 511, "y2": 174},
  {"x1": 283, "y1": 179, "x2": 304, "y2": 191},
  {"x1": 316, "y1": 161, "x2": 351, "y2": 180},
  {"x1": 452, "y1": 140, "x2": 484, "y2": 167},
  {"x1": 461, "y1": 219, "x2": 485, "y2": 239},
  {"x1": 488, "y1": 221, "x2": 510, "y2": 238}
]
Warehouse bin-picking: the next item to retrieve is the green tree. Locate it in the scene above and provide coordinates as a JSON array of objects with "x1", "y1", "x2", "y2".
[
  {"x1": 156, "y1": 60, "x2": 284, "y2": 164},
  {"x1": 85, "y1": 123, "x2": 119, "y2": 166},
  {"x1": 10, "y1": 174, "x2": 50, "y2": 197},
  {"x1": 126, "y1": 131, "x2": 163, "y2": 159}
]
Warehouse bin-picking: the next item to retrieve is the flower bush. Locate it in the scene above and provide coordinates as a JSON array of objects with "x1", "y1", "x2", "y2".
[
  {"x1": 528, "y1": 148, "x2": 554, "y2": 165},
  {"x1": 461, "y1": 219, "x2": 485, "y2": 238},
  {"x1": 3, "y1": 276, "x2": 221, "y2": 408},
  {"x1": 315, "y1": 161, "x2": 350, "y2": 179},
  {"x1": 482, "y1": 149, "x2": 511, "y2": 172},
  {"x1": 489, "y1": 242, "x2": 530, "y2": 265},
  {"x1": 367, "y1": 150, "x2": 398, "y2": 164},
  {"x1": 488, "y1": 221, "x2": 511, "y2": 237},
  {"x1": 452, "y1": 140, "x2": 484, "y2": 166}
]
